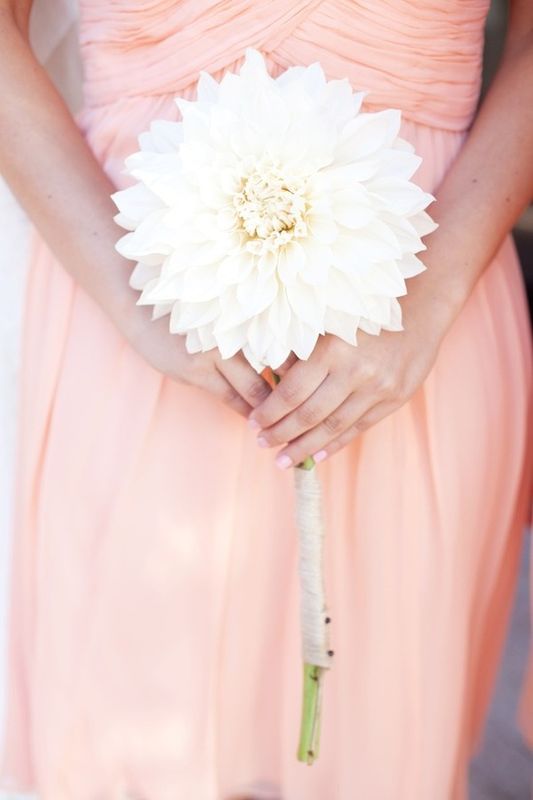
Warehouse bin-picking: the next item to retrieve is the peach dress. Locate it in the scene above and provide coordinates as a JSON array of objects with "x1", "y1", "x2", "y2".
[{"x1": 1, "y1": 2, "x2": 532, "y2": 799}]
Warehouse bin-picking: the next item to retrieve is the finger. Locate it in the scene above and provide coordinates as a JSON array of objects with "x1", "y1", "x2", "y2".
[
  {"x1": 272, "y1": 392, "x2": 374, "y2": 469},
  {"x1": 204, "y1": 369, "x2": 253, "y2": 417},
  {"x1": 274, "y1": 352, "x2": 298, "y2": 379},
  {"x1": 256, "y1": 373, "x2": 349, "y2": 447},
  {"x1": 249, "y1": 357, "x2": 328, "y2": 431},
  {"x1": 281, "y1": 399, "x2": 399, "y2": 467},
  {"x1": 217, "y1": 353, "x2": 272, "y2": 409}
]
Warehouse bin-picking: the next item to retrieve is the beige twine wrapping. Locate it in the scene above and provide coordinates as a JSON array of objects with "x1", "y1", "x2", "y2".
[{"x1": 294, "y1": 467, "x2": 332, "y2": 669}]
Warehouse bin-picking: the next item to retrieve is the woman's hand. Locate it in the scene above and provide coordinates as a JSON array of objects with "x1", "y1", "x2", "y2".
[
  {"x1": 125, "y1": 304, "x2": 271, "y2": 417},
  {"x1": 248, "y1": 307, "x2": 449, "y2": 467}
]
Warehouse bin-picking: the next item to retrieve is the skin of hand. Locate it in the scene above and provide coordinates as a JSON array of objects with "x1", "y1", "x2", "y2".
[
  {"x1": 249, "y1": 0, "x2": 533, "y2": 468},
  {"x1": 0, "y1": 2, "x2": 271, "y2": 418},
  {"x1": 248, "y1": 317, "x2": 446, "y2": 470},
  {"x1": 125, "y1": 305, "x2": 271, "y2": 417}
]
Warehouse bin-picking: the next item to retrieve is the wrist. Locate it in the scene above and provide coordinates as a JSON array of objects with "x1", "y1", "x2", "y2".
[{"x1": 400, "y1": 268, "x2": 469, "y2": 342}]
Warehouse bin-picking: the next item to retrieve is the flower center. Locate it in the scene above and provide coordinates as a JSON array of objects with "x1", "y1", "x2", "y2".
[{"x1": 233, "y1": 161, "x2": 308, "y2": 255}]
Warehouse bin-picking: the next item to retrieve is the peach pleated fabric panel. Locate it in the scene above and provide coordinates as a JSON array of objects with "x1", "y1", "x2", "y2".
[{"x1": 1, "y1": 2, "x2": 532, "y2": 799}]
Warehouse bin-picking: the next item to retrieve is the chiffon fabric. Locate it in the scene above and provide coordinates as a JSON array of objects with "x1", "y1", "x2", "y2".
[{"x1": 1, "y1": 2, "x2": 532, "y2": 799}]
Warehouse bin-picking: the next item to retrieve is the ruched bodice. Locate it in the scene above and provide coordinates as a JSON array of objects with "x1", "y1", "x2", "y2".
[{"x1": 79, "y1": 0, "x2": 490, "y2": 131}]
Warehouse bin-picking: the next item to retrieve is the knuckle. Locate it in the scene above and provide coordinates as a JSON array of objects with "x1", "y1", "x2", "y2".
[
  {"x1": 354, "y1": 418, "x2": 369, "y2": 432},
  {"x1": 355, "y1": 358, "x2": 375, "y2": 378},
  {"x1": 277, "y1": 379, "x2": 301, "y2": 405},
  {"x1": 264, "y1": 427, "x2": 282, "y2": 446},
  {"x1": 296, "y1": 404, "x2": 320, "y2": 428},
  {"x1": 247, "y1": 378, "x2": 270, "y2": 402},
  {"x1": 323, "y1": 413, "x2": 342, "y2": 435},
  {"x1": 375, "y1": 372, "x2": 397, "y2": 396},
  {"x1": 221, "y1": 385, "x2": 240, "y2": 405}
]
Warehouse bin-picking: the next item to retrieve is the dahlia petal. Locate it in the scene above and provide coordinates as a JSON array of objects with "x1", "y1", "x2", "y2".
[
  {"x1": 358, "y1": 318, "x2": 382, "y2": 335},
  {"x1": 368, "y1": 177, "x2": 434, "y2": 215},
  {"x1": 316, "y1": 160, "x2": 379, "y2": 187},
  {"x1": 317, "y1": 79, "x2": 357, "y2": 130},
  {"x1": 287, "y1": 316, "x2": 319, "y2": 361},
  {"x1": 373, "y1": 148, "x2": 422, "y2": 180},
  {"x1": 180, "y1": 264, "x2": 223, "y2": 302},
  {"x1": 257, "y1": 251, "x2": 279, "y2": 278},
  {"x1": 142, "y1": 272, "x2": 186, "y2": 303},
  {"x1": 352, "y1": 91, "x2": 366, "y2": 115},
  {"x1": 274, "y1": 65, "x2": 307, "y2": 87},
  {"x1": 267, "y1": 289, "x2": 291, "y2": 335},
  {"x1": 264, "y1": 339, "x2": 292, "y2": 371},
  {"x1": 331, "y1": 186, "x2": 376, "y2": 229},
  {"x1": 396, "y1": 252, "x2": 427, "y2": 278},
  {"x1": 196, "y1": 70, "x2": 221, "y2": 103},
  {"x1": 380, "y1": 215, "x2": 425, "y2": 254},
  {"x1": 216, "y1": 324, "x2": 249, "y2": 359},
  {"x1": 152, "y1": 302, "x2": 173, "y2": 320},
  {"x1": 215, "y1": 293, "x2": 252, "y2": 331},
  {"x1": 335, "y1": 109, "x2": 402, "y2": 164},
  {"x1": 198, "y1": 325, "x2": 217, "y2": 350},
  {"x1": 183, "y1": 328, "x2": 202, "y2": 352},
  {"x1": 381, "y1": 297, "x2": 404, "y2": 331},
  {"x1": 116, "y1": 215, "x2": 174, "y2": 263},
  {"x1": 138, "y1": 120, "x2": 183, "y2": 154},
  {"x1": 393, "y1": 137, "x2": 415, "y2": 153},
  {"x1": 129, "y1": 261, "x2": 161, "y2": 291},
  {"x1": 324, "y1": 307, "x2": 358, "y2": 346},
  {"x1": 326, "y1": 268, "x2": 369, "y2": 316},
  {"x1": 247, "y1": 313, "x2": 275, "y2": 363},
  {"x1": 330, "y1": 222, "x2": 401, "y2": 268},
  {"x1": 236, "y1": 272, "x2": 278, "y2": 313},
  {"x1": 301, "y1": 61, "x2": 327, "y2": 95},
  {"x1": 112, "y1": 183, "x2": 164, "y2": 230},
  {"x1": 242, "y1": 48, "x2": 272, "y2": 83},
  {"x1": 300, "y1": 240, "x2": 331, "y2": 284},
  {"x1": 361, "y1": 294, "x2": 396, "y2": 325},
  {"x1": 278, "y1": 241, "x2": 305, "y2": 283},
  {"x1": 408, "y1": 210, "x2": 439, "y2": 236},
  {"x1": 218, "y1": 252, "x2": 255, "y2": 285},
  {"x1": 287, "y1": 280, "x2": 325, "y2": 328},
  {"x1": 171, "y1": 300, "x2": 220, "y2": 332},
  {"x1": 125, "y1": 152, "x2": 185, "y2": 205},
  {"x1": 307, "y1": 215, "x2": 338, "y2": 244},
  {"x1": 356, "y1": 261, "x2": 407, "y2": 297}
]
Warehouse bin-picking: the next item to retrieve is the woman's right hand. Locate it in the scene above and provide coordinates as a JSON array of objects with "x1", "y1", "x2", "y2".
[{"x1": 123, "y1": 304, "x2": 272, "y2": 417}]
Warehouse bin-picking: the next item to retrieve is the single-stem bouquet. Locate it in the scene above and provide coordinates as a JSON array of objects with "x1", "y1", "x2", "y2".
[{"x1": 112, "y1": 48, "x2": 436, "y2": 763}]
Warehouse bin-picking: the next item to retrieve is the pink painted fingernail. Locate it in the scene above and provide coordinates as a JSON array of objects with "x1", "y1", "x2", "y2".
[
  {"x1": 257, "y1": 436, "x2": 268, "y2": 448},
  {"x1": 275, "y1": 453, "x2": 293, "y2": 470},
  {"x1": 313, "y1": 450, "x2": 328, "y2": 463},
  {"x1": 248, "y1": 417, "x2": 261, "y2": 431}
]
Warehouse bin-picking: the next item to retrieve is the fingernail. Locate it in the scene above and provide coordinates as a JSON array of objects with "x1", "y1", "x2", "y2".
[
  {"x1": 275, "y1": 453, "x2": 293, "y2": 470},
  {"x1": 248, "y1": 418, "x2": 261, "y2": 431},
  {"x1": 257, "y1": 436, "x2": 268, "y2": 448},
  {"x1": 313, "y1": 450, "x2": 328, "y2": 463}
]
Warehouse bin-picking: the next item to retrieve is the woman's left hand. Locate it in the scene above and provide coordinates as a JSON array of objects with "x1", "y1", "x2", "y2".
[{"x1": 248, "y1": 308, "x2": 450, "y2": 469}]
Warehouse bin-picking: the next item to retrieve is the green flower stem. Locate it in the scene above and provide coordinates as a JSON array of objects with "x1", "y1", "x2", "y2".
[{"x1": 297, "y1": 663, "x2": 326, "y2": 764}]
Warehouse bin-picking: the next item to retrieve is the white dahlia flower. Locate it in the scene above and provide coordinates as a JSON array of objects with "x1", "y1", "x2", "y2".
[{"x1": 113, "y1": 48, "x2": 436, "y2": 371}]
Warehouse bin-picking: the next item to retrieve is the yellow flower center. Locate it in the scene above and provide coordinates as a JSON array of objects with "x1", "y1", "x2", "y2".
[{"x1": 233, "y1": 161, "x2": 308, "y2": 254}]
